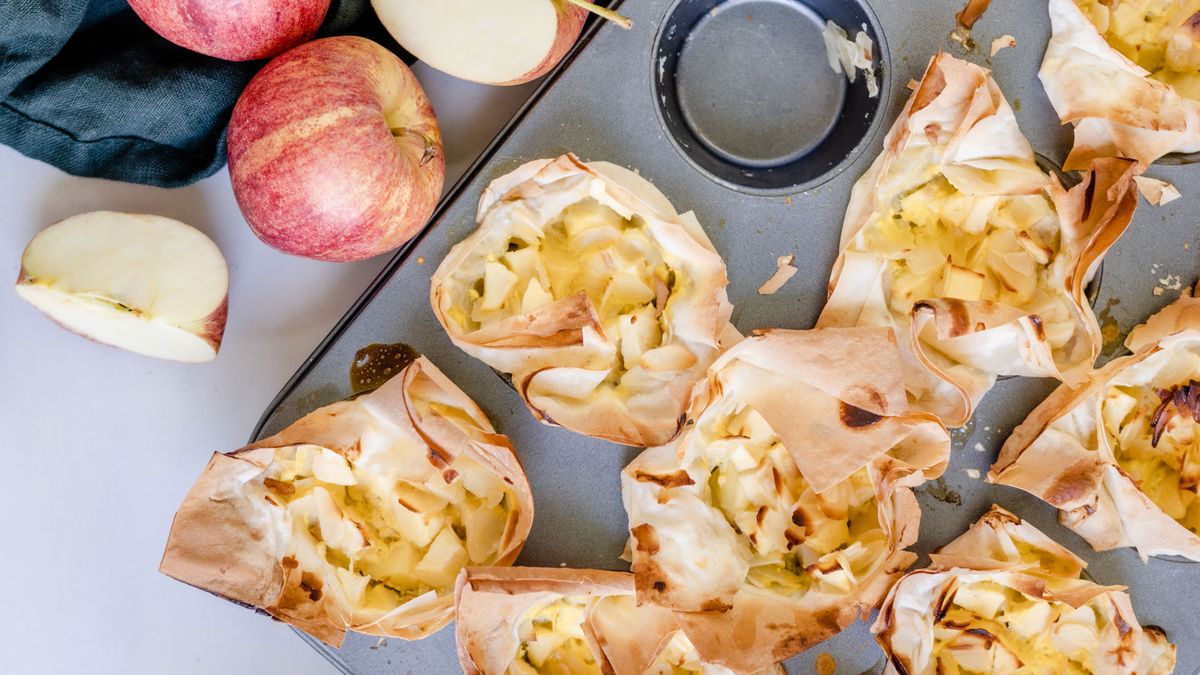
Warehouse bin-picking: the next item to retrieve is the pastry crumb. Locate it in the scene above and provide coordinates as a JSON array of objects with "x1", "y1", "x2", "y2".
[
  {"x1": 417, "y1": 256, "x2": 426, "y2": 265},
  {"x1": 1133, "y1": 176, "x2": 1182, "y2": 206},
  {"x1": 990, "y1": 34, "x2": 1016, "y2": 56},
  {"x1": 758, "y1": 255, "x2": 798, "y2": 295},
  {"x1": 974, "y1": 442, "x2": 986, "y2": 452},
  {"x1": 966, "y1": 468, "x2": 981, "y2": 479},
  {"x1": 370, "y1": 638, "x2": 387, "y2": 650},
  {"x1": 1154, "y1": 287, "x2": 1164, "y2": 296}
]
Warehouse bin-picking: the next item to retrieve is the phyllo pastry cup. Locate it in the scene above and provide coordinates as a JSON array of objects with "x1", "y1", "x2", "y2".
[
  {"x1": 872, "y1": 505, "x2": 1176, "y2": 675},
  {"x1": 431, "y1": 153, "x2": 733, "y2": 448},
  {"x1": 817, "y1": 51, "x2": 1138, "y2": 427},
  {"x1": 160, "y1": 357, "x2": 534, "y2": 646},
  {"x1": 1041, "y1": 0, "x2": 1200, "y2": 169},
  {"x1": 621, "y1": 327, "x2": 951, "y2": 671},
  {"x1": 991, "y1": 292, "x2": 1200, "y2": 561},
  {"x1": 454, "y1": 567, "x2": 784, "y2": 675}
]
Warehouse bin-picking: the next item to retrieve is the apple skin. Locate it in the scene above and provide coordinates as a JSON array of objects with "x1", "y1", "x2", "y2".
[
  {"x1": 127, "y1": 0, "x2": 330, "y2": 62},
  {"x1": 498, "y1": 1, "x2": 588, "y2": 85},
  {"x1": 227, "y1": 37, "x2": 445, "y2": 262}
]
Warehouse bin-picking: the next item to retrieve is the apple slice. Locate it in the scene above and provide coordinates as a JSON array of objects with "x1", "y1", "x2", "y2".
[
  {"x1": 15, "y1": 212, "x2": 229, "y2": 363},
  {"x1": 371, "y1": 0, "x2": 631, "y2": 86}
]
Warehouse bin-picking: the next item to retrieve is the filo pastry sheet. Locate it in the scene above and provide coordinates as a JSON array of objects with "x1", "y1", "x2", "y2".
[{"x1": 992, "y1": 290, "x2": 1200, "y2": 561}]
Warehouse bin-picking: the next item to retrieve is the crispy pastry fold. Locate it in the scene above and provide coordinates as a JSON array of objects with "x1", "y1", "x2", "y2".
[
  {"x1": 622, "y1": 327, "x2": 951, "y2": 672},
  {"x1": 992, "y1": 292, "x2": 1200, "y2": 561},
  {"x1": 454, "y1": 567, "x2": 784, "y2": 675},
  {"x1": 160, "y1": 357, "x2": 534, "y2": 646},
  {"x1": 819, "y1": 51, "x2": 1138, "y2": 427},
  {"x1": 431, "y1": 154, "x2": 733, "y2": 447},
  {"x1": 1041, "y1": 0, "x2": 1200, "y2": 169},
  {"x1": 872, "y1": 505, "x2": 1176, "y2": 675}
]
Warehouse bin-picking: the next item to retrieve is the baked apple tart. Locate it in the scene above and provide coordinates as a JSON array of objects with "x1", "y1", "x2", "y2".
[
  {"x1": 622, "y1": 328, "x2": 950, "y2": 671},
  {"x1": 873, "y1": 505, "x2": 1176, "y2": 674},
  {"x1": 431, "y1": 154, "x2": 732, "y2": 448},
  {"x1": 992, "y1": 291, "x2": 1200, "y2": 561},
  {"x1": 818, "y1": 52, "x2": 1138, "y2": 427},
  {"x1": 160, "y1": 357, "x2": 533, "y2": 645}
]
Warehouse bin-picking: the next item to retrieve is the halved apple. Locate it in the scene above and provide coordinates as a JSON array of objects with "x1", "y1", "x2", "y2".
[
  {"x1": 14, "y1": 211, "x2": 229, "y2": 363},
  {"x1": 371, "y1": 0, "x2": 630, "y2": 86}
]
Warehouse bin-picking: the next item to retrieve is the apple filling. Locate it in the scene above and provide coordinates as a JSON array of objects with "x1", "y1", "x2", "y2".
[
  {"x1": 1076, "y1": 0, "x2": 1200, "y2": 101},
  {"x1": 252, "y1": 441, "x2": 517, "y2": 614},
  {"x1": 508, "y1": 597, "x2": 600, "y2": 675},
  {"x1": 695, "y1": 397, "x2": 886, "y2": 597},
  {"x1": 1102, "y1": 380, "x2": 1200, "y2": 534},
  {"x1": 928, "y1": 578, "x2": 1116, "y2": 674},
  {"x1": 867, "y1": 175, "x2": 1074, "y2": 346},
  {"x1": 451, "y1": 198, "x2": 690, "y2": 383},
  {"x1": 645, "y1": 630, "x2": 737, "y2": 675}
]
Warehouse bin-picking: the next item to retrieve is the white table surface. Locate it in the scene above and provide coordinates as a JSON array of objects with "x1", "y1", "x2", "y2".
[{"x1": 0, "y1": 63, "x2": 536, "y2": 675}]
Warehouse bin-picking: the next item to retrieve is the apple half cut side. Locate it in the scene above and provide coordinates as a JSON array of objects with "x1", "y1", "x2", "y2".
[
  {"x1": 15, "y1": 211, "x2": 229, "y2": 363},
  {"x1": 371, "y1": 0, "x2": 631, "y2": 86}
]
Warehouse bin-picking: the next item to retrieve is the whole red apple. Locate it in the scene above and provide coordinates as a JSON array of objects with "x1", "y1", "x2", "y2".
[
  {"x1": 227, "y1": 37, "x2": 445, "y2": 262},
  {"x1": 128, "y1": 0, "x2": 330, "y2": 61}
]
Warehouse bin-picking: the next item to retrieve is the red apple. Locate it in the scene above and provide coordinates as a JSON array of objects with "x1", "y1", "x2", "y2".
[
  {"x1": 371, "y1": 0, "x2": 631, "y2": 85},
  {"x1": 227, "y1": 37, "x2": 445, "y2": 262},
  {"x1": 128, "y1": 0, "x2": 330, "y2": 62}
]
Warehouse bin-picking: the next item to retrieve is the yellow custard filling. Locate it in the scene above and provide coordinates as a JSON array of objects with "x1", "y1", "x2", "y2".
[
  {"x1": 645, "y1": 630, "x2": 733, "y2": 675},
  {"x1": 696, "y1": 398, "x2": 886, "y2": 597},
  {"x1": 864, "y1": 175, "x2": 1075, "y2": 350},
  {"x1": 930, "y1": 580, "x2": 1112, "y2": 674},
  {"x1": 254, "y1": 425, "x2": 516, "y2": 613},
  {"x1": 1078, "y1": 0, "x2": 1200, "y2": 100},
  {"x1": 450, "y1": 199, "x2": 694, "y2": 382},
  {"x1": 1103, "y1": 381, "x2": 1200, "y2": 534},
  {"x1": 509, "y1": 597, "x2": 601, "y2": 675}
]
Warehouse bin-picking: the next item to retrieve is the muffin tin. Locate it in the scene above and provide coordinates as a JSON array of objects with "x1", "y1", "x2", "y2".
[{"x1": 252, "y1": 0, "x2": 1200, "y2": 672}]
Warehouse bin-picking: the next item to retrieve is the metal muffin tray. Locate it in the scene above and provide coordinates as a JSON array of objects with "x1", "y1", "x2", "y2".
[{"x1": 251, "y1": 0, "x2": 1200, "y2": 672}]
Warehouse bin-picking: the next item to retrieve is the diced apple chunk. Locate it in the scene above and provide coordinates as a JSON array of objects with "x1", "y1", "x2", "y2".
[
  {"x1": 482, "y1": 261, "x2": 520, "y2": 311},
  {"x1": 938, "y1": 263, "x2": 985, "y2": 301},
  {"x1": 953, "y1": 581, "x2": 1007, "y2": 619},
  {"x1": 413, "y1": 527, "x2": 468, "y2": 587},
  {"x1": 522, "y1": 278, "x2": 555, "y2": 313},
  {"x1": 312, "y1": 447, "x2": 357, "y2": 486}
]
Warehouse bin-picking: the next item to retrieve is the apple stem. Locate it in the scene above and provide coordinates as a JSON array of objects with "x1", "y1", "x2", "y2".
[{"x1": 565, "y1": 0, "x2": 632, "y2": 29}]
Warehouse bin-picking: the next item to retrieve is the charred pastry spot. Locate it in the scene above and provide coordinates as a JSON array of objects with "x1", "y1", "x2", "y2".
[
  {"x1": 889, "y1": 655, "x2": 911, "y2": 675},
  {"x1": 756, "y1": 505, "x2": 769, "y2": 527},
  {"x1": 631, "y1": 523, "x2": 661, "y2": 555},
  {"x1": 784, "y1": 529, "x2": 803, "y2": 549},
  {"x1": 398, "y1": 497, "x2": 419, "y2": 513},
  {"x1": 633, "y1": 469, "x2": 694, "y2": 488},
  {"x1": 442, "y1": 468, "x2": 459, "y2": 484},
  {"x1": 300, "y1": 572, "x2": 324, "y2": 602},
  {"x1": 652, "y1": 581, "x2": 667, "y2": 593},
  {"x1": 975, "y1": 322, "x2": 986, "y2": 332},
  {"x1": 503, "y1": 476, "x2": 514, "y2": 485},
  {"x1": 1027, "y1": 314, "x2": 1046, "y2": 341},
  {"x1": 700, "y1": 598, "x2": 732, "y2": 612},
  {"x1": 939, "y1": 619, "x2": 971, "y2": 629},
  {"x1": 839, "y1": 400, "x2": 883, "y2": 428},
  {"x1": 281, "y1": 556, "x2": 299, "y2": 569},
  {"x1": 343, "y1": 440, "x2": 362, "y2": 463},
  {"x1": 806, "y1": 558, "x2": 843, "y2": 575},
  {"x1": 791, "y1": 508, "x2": 810, "y2": 534},
  {"x1": 947, "y1": 300, "x2": 971, "y2": 338},
  {"x1": 264, "y1": 495, "x2": 280, "y2": 507},
  {"x1": 427, "y1": 448, "x2": 450, "y2": 469},
  {"x1": 1151, "y1": 398, "x2": 1171, "y2": 447},
  {"x1": 965, "y1": 627, "x2": 996, "y2": 648},
  {"x1": 1113, "y1": 607, "x2": 1132, "y2": 637},
  {"x1": 934, "y1": 582, "x2": 958, "y2": 623},
  {"x1": 772, "y1": 466, "x2": 784, "y2": 496},
  {"x1": 924, "y1": 124, "x2": 940, "y2": 146},
  {"x1": 263, "y1": 477, "x2": 295, "y2": 496}
]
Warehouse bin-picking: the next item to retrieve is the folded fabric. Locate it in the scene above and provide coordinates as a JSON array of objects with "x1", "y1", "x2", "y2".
[{"x1": 0, "y1": 0, "x2": 409, "y2": 187}]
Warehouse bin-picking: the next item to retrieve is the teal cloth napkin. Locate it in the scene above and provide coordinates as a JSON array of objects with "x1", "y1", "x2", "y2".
[{"x1": 0, "y1": 0, "x2": 410, "y2": 187}]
